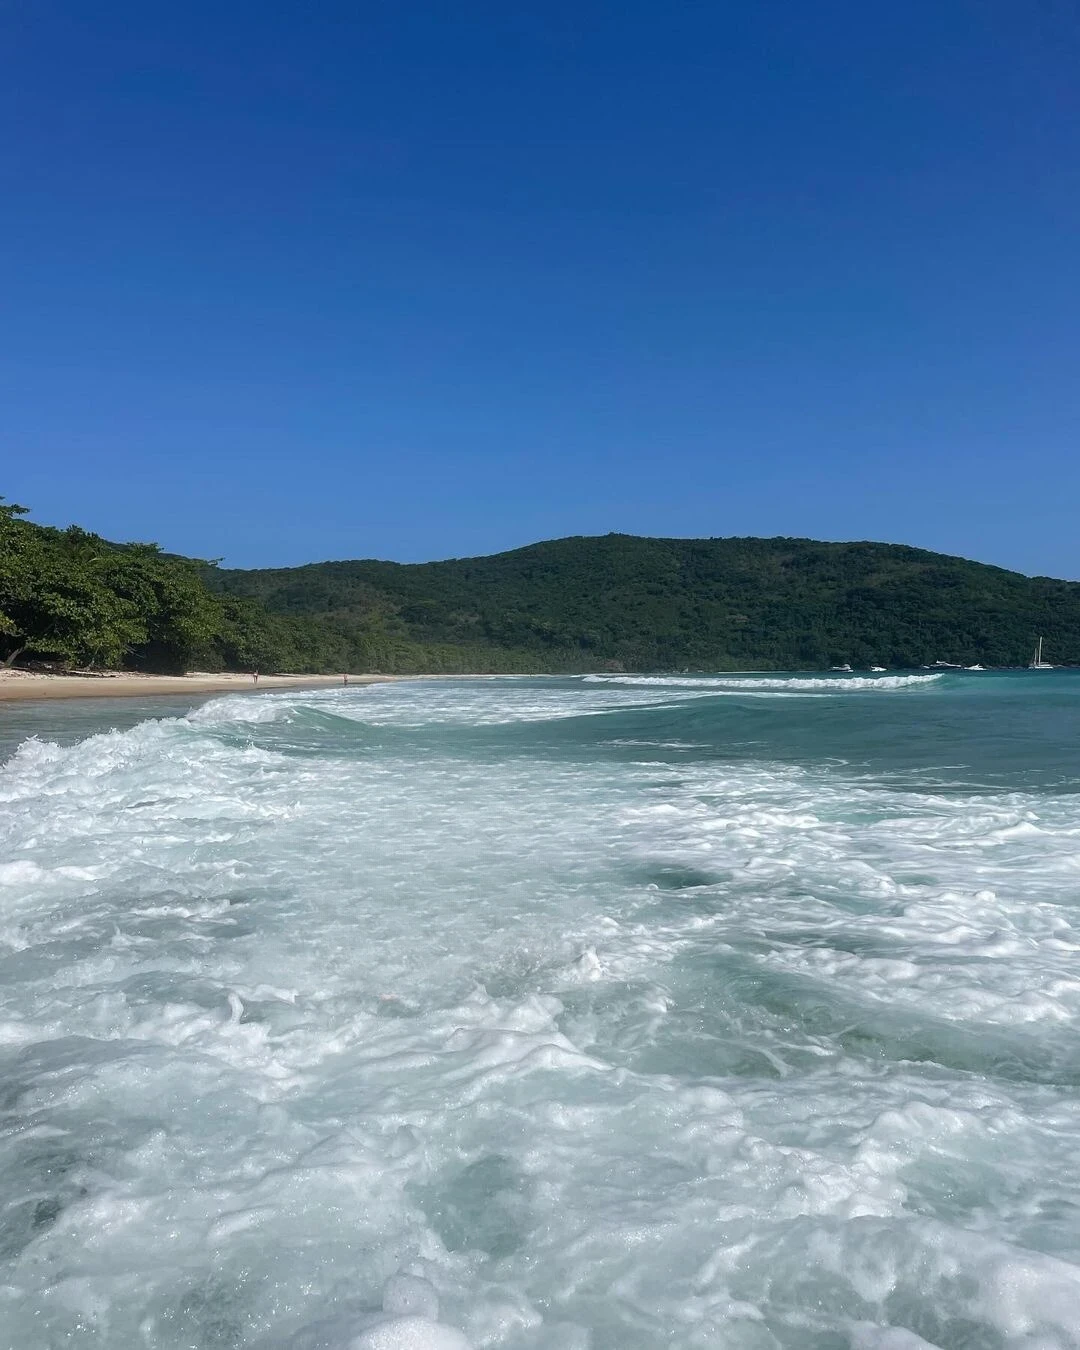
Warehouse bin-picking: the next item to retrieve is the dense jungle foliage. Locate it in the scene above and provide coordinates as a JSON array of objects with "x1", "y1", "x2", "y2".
[
  {"x1": 3, "y1": 500, "x2": 1077, "y2": 673},
  {"x1": 216, "y1": 532, "x2": 1080, "y2": 670},
  {"x1": 0, "y1": 500, "x2": 526, "y2": 674}
]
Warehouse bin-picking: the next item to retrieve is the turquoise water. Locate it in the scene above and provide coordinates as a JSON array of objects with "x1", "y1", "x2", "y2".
[{"x1": 2, "y1": 671, "x2": 1080, "y2": 1349}]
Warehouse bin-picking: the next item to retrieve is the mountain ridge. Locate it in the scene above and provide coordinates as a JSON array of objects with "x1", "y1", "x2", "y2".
[
  {"x1": 207, "y1": 531, "x2": 1080, "y2": 671},
  {"x1": 5, "y1": 496, "x2": 1079, "y2": 672}
]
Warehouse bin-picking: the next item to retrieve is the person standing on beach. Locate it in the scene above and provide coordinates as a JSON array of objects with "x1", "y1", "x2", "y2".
[
  {"x1": 253, "y1": 670, "x2": 259, "y2": 684},
  {"x1": 343, "y1": 673, "x2": 348, "y2": 686}
]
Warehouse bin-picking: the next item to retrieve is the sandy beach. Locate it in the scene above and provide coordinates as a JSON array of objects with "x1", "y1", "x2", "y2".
[{"x1": 0, "y1": 670, "x2": 396, "y2": 702}]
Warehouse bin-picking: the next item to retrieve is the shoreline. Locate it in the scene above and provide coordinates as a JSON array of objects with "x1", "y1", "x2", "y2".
[
  {"x1": 1, "y1": 664, "x2": 1054, "y2": 706},
  {"x1": 0, "y1": 671, "x2": 399, "y2": 703}
]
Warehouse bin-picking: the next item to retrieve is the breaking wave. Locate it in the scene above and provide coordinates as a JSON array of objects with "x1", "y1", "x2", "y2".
[
  {"x1": 583, "y1": 672, "x2": 945, "y2": 691},
  {"x1": 2, "y1": 671, "x2": 1079, "y2": 1348}
]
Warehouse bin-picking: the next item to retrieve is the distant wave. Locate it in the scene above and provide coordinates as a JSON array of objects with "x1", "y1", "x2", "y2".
[{"x1": 582, "y1": 673, "x2": 944, "y2": 692}]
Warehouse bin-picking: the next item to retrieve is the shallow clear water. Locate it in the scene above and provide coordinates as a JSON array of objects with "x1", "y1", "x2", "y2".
[{"x1": 2, "y1": 671, "x2": 1080, "y2": 1349}]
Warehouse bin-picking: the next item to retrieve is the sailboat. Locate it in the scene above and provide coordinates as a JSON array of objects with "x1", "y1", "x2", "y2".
[{"x1": 1029, "y1": 637, "x2": 1054, "y2": 669}]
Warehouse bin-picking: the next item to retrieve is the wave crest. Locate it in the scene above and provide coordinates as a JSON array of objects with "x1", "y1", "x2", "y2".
[{"x1": 582, "y1": 673, "x2": 944, "y2": 692}]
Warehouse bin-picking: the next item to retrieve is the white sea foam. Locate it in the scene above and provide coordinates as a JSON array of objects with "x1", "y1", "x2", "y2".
[
  {"x1": 188, "y1": 681, "x2": 700, "y2": 729},
  {"x1": 583, "y1": 672, "x2": 944, "y2": 691},
  {"x1": 1, "y1": 675, "x2": 1078, "y2": 1348}
]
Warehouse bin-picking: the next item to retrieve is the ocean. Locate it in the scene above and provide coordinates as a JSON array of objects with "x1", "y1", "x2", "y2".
[{"x1": 2, "y1": 671, "x2": 1079, "y2": 1350}]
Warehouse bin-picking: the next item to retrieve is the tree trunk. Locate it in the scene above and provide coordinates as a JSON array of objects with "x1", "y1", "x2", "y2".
[{"x1": 1, "y1": 645, "x2": 27, "y2": 668}]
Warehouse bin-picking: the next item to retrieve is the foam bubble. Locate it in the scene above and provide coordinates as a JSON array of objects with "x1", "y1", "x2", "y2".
[{"x1": 349, "y1": 1317, "x2": 471, "y2": 1350}]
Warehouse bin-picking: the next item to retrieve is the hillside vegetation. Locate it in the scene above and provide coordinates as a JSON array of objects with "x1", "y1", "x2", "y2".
[
  {"x1": 211, "y1": 533, "x2": 1080, "y2": 670},
  {"x1": 0, "y1": 499, "x2": 509, "y2": 675},
  {"x1": 3, "y1": 498, "x2": 1076, "y2": 673}
]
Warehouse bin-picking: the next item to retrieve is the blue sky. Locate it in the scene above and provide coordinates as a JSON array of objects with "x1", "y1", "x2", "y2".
[{"x1": 2, "y1": 1, "x2": 1078, "y2": 575}]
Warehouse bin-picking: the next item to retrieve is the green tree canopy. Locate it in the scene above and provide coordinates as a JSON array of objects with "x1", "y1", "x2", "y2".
[{"x1": 4, "y1": 499, "x2": 1079, "y2": 674}]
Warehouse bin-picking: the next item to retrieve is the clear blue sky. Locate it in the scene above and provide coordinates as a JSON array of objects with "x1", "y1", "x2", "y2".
[{"x1": 2, "y1": 2, "x2": 1078, "y2": 575}]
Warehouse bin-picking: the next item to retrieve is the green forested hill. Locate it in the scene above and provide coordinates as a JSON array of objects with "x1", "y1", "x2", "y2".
[
  {"x1": 210, "y1": 533, "x2": 1080, "y2": 670},
  {"x1": 0, "y1": 499, "x2": 515, "y2": 675},
  {"x1": 3, "y1": 498, "x2": 1077, "y2": 672}
]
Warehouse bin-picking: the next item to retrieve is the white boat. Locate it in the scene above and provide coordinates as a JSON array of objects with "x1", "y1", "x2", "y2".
[
  {"x1": 1029, "y1": 637, "x2": 1054, "y2": 669},
  {"x1": 870, "y1": 665, "x2": 886, "y2": 672},
  {"x1": 931, "y1": 660, "x2": 963, "y2": 669},
  {"x1": 830, "y1": 664, "x2": 852, "y2": 672},
  {"x1": 966, "y1": 664, "x2": 985, "y2": 671}
]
